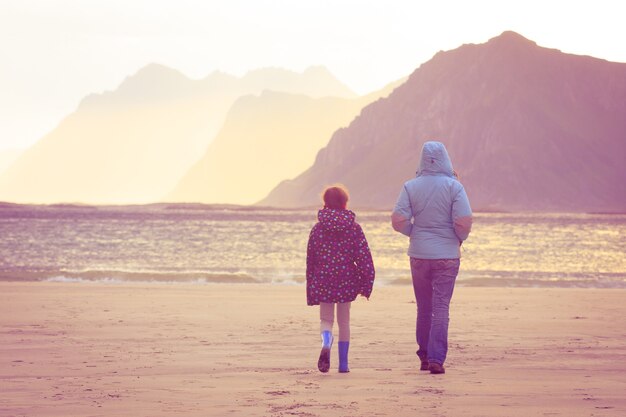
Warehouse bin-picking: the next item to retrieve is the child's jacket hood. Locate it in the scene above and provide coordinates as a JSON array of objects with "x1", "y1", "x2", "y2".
[{"x1": 317, "y1": 208, "x2": 356, "y2": 233}]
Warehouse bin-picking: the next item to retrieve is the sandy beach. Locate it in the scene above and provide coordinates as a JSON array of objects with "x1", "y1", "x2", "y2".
[{"x1": 1, "y1": 282, "x2": 625, "y2": 416}]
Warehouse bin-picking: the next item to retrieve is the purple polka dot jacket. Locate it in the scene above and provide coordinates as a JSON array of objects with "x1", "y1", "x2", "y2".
[{"x1": 306, "y1": 208, "x2": 375, "y2": 306}]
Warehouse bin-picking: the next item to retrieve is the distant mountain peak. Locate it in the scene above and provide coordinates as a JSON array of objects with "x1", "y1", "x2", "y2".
[
  {"x1": 136, "y1": 62, "x2": 182, "y2": 75},
  {"x1": 203, "y1": 70, "x2": 237, "y2": 82},
  {"x1": 487, "y1": 30, "x2": 537, "y2": 48},
  {"x1": 495, "y1": 30, "x2": 532, "y2": 41},
  {"x1": 123, "y1": 63, "x2": 190, "y2": 85},
  {"x1": 109, "y1": 63, "x2": 193, "y2": 101}
]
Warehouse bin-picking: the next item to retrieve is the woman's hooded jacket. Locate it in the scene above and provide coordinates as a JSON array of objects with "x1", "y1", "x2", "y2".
[
  {"x1": 306, "y1": 208, "x2": 375, "y2": 306},
  {"x1": 391, "y1": 141, "x2": 472, "y2": 259}
]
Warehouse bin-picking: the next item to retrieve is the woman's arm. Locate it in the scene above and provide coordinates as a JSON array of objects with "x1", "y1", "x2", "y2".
[
  {"x1": 452, "y1": 184, "x2": 472, "y2": 242},
  {"x1": 391, "y1": 184, "x2": 413, "y2": 236}
]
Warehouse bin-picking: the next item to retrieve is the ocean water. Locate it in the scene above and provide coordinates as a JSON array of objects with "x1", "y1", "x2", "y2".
[{"x1": 0, "y1": 204, "x2": 624, "y2": 288}]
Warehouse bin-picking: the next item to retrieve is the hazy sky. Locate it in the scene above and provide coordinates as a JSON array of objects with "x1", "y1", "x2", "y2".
[{"x1": 1, "y1": 0, "x2": 625, "y2": 152}]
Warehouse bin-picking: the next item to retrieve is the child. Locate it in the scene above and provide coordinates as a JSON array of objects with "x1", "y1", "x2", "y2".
[{"x1": 306, "y1": 185, "x2": 375, "y2": 373}]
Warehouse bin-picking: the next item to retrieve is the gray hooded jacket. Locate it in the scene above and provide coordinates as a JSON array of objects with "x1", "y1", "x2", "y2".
[{"x1": 391, "y1": 141, "x2": 472, "y2": 259}]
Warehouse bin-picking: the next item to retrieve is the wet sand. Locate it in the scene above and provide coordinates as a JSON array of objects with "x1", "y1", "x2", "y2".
[{"x1": 1, "y1": 282, "x2": 625, "y2": 416}]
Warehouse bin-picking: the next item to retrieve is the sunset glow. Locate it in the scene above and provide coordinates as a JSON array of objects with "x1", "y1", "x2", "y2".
[{"x1": 1, "y1": 0, "x2": 625, "y2": 152}]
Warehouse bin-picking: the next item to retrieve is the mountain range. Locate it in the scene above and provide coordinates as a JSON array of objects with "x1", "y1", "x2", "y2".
[
  {"x1": 167, "y1": 79, "x2": 403, "y2": 204},
  {"x1": 260, "y1": 31, "x2": 626, "y2": 212},
  {"x1": 0, "y1": 64, "x2": 356, "y2": 204},
  {"x1": 2, "y1": 31, "x2": 624, "y2": 212}
]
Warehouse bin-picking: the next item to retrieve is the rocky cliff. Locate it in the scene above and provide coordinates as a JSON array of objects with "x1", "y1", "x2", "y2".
[{"x1": 260, "y1": 32, "x2": 626, "y2": 212}]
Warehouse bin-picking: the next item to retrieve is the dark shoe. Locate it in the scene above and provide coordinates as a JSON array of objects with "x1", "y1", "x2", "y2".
[
  {"x1": 338, "y1": 341, "x2": 350, "y2": 373},
  {"x1": 416, "y1": 350, "x2": 429, "y2": 371},
  {"x1": 428, "y1": 362, "x2": 445, "y2": 374},
  {"x1": 318, "y1": 347, "x2": 331, "y2": 373}
]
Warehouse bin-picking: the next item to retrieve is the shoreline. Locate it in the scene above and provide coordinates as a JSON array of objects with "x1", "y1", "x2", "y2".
[
  {"x1": 1, "y1": 283, "x2": 625, "y2": 416},
  {"x1": 2, "y1": 200, "x2": 626, "y2": 215},
  {"x1": 1, "y1": 277, "x2": 624, "y2": 289}
]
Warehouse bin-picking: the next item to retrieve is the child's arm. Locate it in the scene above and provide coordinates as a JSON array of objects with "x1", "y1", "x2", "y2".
[
  {"x1": 306, "y1": 227, "x2": 316, "y2": 283},
  {"x1": 354, "y1": 225, "x2": 375, "y2": 299},
  {"x1": 305, "y1": 227, "x2": 317, "y2": 304}
]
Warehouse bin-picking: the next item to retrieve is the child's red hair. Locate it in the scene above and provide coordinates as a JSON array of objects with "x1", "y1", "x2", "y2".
[{"x1": 322, "y1": 185, "x2": 349, "y2": 209}]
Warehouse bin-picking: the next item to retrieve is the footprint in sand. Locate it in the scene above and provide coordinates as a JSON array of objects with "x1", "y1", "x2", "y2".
[{"x1": 265, "y1": 390, "x2": 290, "y2": 396}]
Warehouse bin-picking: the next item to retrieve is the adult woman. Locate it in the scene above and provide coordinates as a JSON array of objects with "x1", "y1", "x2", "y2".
[{"x1": 391, "y1": 141, "x2": 472, "y2": 374}]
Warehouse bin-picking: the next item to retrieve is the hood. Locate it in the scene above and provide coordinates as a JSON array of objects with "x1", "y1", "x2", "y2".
[
  {"x1": 317, "y1": 208, "x2": 356, "y2": 232},
  {"x1": 417, "y1": 141, "x2": 455, "y2": 177}
]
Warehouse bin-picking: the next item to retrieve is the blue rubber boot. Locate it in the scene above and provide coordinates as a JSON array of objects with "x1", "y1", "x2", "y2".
[
  {"x1": 338, "y1": 341, "x2": 350, "y2": 373},
  {"x1": 317, "y1": 331, "x2": 333, "y2": 373}
]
